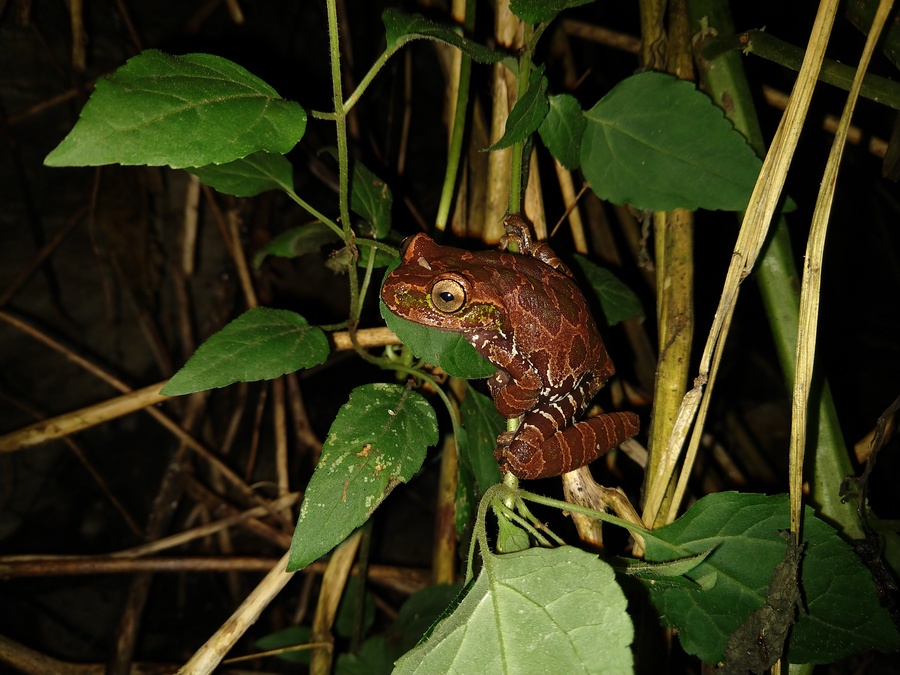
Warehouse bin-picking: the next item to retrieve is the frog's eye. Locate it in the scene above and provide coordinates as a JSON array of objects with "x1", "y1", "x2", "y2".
[{"x1": 431, "y1": 279, "x2": 466, "y2": 313}]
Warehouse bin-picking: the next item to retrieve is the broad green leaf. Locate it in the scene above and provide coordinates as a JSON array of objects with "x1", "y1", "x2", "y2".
[
  {"x1": 160, "y1": 308, "x2": 328, "y2": 395},
  {"x1": 45, "y1": 50, "x2": 306, "y2": 169},
  {"x1": 287, "y1": 384, "x2": 438, "y2": 570},
  {"x1": 458, "y1": 386, "x2": 504, "y2": 491},
  {"x1": 644, "y1": 492, "x2": 900, "y2": 665},
  {"x1": 510, "y1": 0, "x2": 596, "y2": 23},
  {"x1": 572, "y1": 255, "x2": 644, "y2": 325},
  {"x1": 581, "y1": 72, "x2": 765, "y2": 211},
  {"x1": 382, "y1": 9, "x2": 504, "y2": 65},
  {"x1": 539, "y1": 93, "x2": 586, "y2": 169},
  {"x1": 486, "y1": 67, "x2": 549, "y2": 151},
  {"x1": 336, "y1": 636, "x2": 394, "y2": 675},
  {"x1": 350, "y1": 161, "x2": 392, "y2": 238},
  {"x1": 255, "y1": 625, "x2": 312, "y2": 664},
  {"x1": 187, "y1": 151, "x2": 294, "y2": 197},
  {"x1": 393, "y1": 547, "x2": 633, "y2": 674},
  {"x1": 389, "y1": 583, "x2": 465, "y2": 651},
  {"x1": 380, "y1": 295, "x2": 496, "y2": 380},
  {"x1": 252, "y1": 222, "x2": 342, "y2": 267}
]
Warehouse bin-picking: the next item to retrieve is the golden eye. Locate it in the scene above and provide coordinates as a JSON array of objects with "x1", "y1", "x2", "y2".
[{"x1": 431, "y1": 278, "x2": 466, "y2": 313}]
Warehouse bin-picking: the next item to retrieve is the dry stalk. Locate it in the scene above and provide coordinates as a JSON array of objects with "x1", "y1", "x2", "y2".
[{"x1": 642, "y1": 0, "x2": 842, "y2": 527}]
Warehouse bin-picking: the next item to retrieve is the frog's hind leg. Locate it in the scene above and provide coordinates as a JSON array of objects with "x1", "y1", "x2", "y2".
[{"x1": 497, "y1": 410, "x2": 639, "y2": 480}]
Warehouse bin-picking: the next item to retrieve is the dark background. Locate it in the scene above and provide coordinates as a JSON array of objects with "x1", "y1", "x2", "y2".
[{"x1": 1, "y1": 0, "x2": 898, "y2": 672}]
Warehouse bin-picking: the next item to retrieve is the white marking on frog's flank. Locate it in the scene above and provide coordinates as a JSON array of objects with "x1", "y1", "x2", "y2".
[
  {"x1": 550, "y1": 402, "x2": 569, "y2": 418},
  {"x1": 416, "y1": 256, "x2": 432, "y2": 270},
  {"x1": 536, "y1": 409, "x2": 557, "y2": 424}
]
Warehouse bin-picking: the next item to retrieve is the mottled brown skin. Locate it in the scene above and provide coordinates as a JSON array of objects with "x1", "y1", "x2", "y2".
[{"x1": 381, "y1": 215, "x2": 639, "y2": 479}]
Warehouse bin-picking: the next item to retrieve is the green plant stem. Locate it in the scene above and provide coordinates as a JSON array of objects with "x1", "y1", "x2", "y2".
[
  {"x1": 494, "y1": 500, "x2": 556, "y2": 547},
  {"x1": 703, "y1": 29, "x2": 900, "y2": 111},
  {"x1": 355, "y1": 238, "x2": 399, "y2": 257},
  {"x1": 325, "y1": 0, "x2": 363, "y2": 356},
  {"x1": 284, "y1": 188, "x2": 343, "y2": 237},
  {"x1": 354, "y1": 246, "x2": 379, "y2": 326},
  {"x1": 507, "y1": 24, "x2": 534, "y2": 214},
  {"x1": 342, "y1": 49, "x2": 395, "y2": 115},
  {"x1": 435, "y1": 0, "x2": 476, "y2": 232},
  {"x1": 690, "y1": 0, "x2": 862, "y2": 539},
  {"x1": 519, "y1": 488, "x2": 651, "y2": 539},
  {"x1": 325, "y1": 2, "x2": 352, "y2": 241},
  {"x1": 309, "y1": 47, "x2": 395, "y2": 121}
]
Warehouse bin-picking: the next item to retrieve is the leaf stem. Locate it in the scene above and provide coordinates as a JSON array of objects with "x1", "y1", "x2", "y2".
[
  {"x1": 343, "y1": 48, "x2": 396, "y2": 115},
  {"x1": 520, "y1": 488, "x2": 652, "y2": 540},
  {"x1": 283, "y1": 188, "x2": 343, "y2": 237}
]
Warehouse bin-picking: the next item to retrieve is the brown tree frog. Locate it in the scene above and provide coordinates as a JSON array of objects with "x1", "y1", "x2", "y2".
[{"x1": 381, "y1": 214, "x2": 639, "y2": 479}]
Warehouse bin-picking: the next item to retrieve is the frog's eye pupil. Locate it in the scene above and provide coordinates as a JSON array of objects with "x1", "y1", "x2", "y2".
[{"x1": 431, "y1": 279, "x2": 466, "y2": 313}]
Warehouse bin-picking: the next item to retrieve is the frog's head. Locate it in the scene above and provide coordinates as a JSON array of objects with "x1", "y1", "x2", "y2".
[{"x1": 381, "y1": 233, "x2": 502, "y2": 332}]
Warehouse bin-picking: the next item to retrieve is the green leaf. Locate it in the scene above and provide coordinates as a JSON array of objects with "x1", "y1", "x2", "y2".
[
  {"x1": 644, "y1": 492, "x2": 900, "y2": 665},
  {"x1": 572, "y1": 255, "x2": 644, "y2": 325},
  {"x1": 538, "y1": 93, "x2": 586, "y2": 169},
  {"x1": 350, "y1": 160, "x2": 392, "y2": 239},
  {"x1": 393, "y1": 547, "x2": 633, "y2": 674},
  {"x1": 336, "y1": 636, "x2": 394, "y2": 675},
  {"x1": 255, "y1": 625, "x2": 312, "y2": 664},
  {"x1": 380, "y1": 292, "x2": 496, "y2": 380},
  {"x1": 454, "y1": 466, "x2": 475, "y2": 536},
  {"x1": 252, "y1": 222, "x2": 342, "y2": 267},
  {"x1": 382, "y1": 9, "x2": 504, "y2": 65},
  {"x1": 187, "y1": 151, "x2": 294, "y2": 197},
  {"x1": 580, "y1": 72, "x2": 765, "y2": 211},
  {"x1": 160, "y1": 308, "x2": 329, "y2": 395},
  {"x1": 486, "y1": 67, "x2": 549, "y2": 151},
  {"x1": 287, "y1": 384, "x2": 438, "y2": 571},
  {"x1": 335, "y1": 580, "x2": 376, "y2": 639},
  {"x1": 45, "y1": 50, "x2": 306, "y2": 169},
  {"x1": 458, "y1": 386, "x2": 504, "y2": 491},
  {"x1": 510, "y1": 0, "x2": 596, "y2": 23},
  {"x1": 389, "y1": 583, "x2": 465, "y2": 652},
  {"x1": 495, "y1": 512, "x2": 532, "y2": 554}
]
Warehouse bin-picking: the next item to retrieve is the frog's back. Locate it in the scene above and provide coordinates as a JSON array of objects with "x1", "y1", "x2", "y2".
[{"x1": 471, "y1": 249, "x2": 610, "y2": 393}]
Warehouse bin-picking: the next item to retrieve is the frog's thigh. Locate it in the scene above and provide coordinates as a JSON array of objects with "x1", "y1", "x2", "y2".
[
  {"x1": 546, "y1": 412, "x2": 639, "y2": 464},
  {"x1": 505, "y1": 411, "x2": 639, "y2": 479}
]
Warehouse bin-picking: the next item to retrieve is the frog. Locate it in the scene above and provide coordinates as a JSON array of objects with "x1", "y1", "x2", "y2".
[{"x1": 380, "y1": 214, "x2": 640, "y2": 479}]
